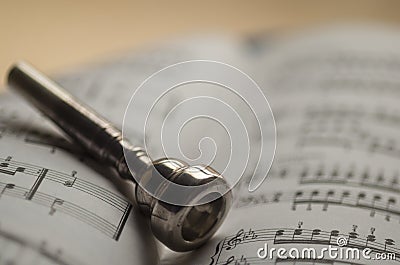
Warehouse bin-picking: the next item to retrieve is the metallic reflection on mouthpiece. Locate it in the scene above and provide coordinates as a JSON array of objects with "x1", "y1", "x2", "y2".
[{"x1": 135, "y1": 158, "x2": 232, "y2": 252}]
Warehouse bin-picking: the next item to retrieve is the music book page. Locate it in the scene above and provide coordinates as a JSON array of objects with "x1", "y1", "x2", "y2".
[{"x1": 160, "y1": 26, "x2": 400, "y2": 264}]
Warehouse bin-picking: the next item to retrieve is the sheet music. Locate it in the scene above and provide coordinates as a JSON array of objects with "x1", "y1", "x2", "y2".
[
  {"x1": 159, "y1": 26, "x2": 400, "y2": 264},
  {"x1": 2, "y1": 26, "x2": 400, "y2": 265},
  {"x1": 0, "y1": 36, "x2": 246, "y2": 265}
]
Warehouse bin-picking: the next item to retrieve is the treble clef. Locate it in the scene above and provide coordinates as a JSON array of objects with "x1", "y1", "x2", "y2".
[{"x1": 225, "y1": 229, "x2": 244, "y2": 250}]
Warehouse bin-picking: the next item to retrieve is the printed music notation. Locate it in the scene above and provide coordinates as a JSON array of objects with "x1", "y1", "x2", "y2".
[
  {"x1": 215, "y1": 256, "x2": 367, "y2": 265},
  {"x1": 0, "y1": 226, "x2": 82, "y2": 265},
  {"x1": 291, "y1": 189, "x2": 399, "y2": 221},
  {"x1": 270, "y1": 51, "x2": 400, "y2": 96},
  {"x1": 298, "y1": 127, "x2": 400, "y2": 159},
  {"x1": 236, "y1": 188, "x2": 399, "y2": 222},
  {"x1": 1, "y1": 124, "x2": 84, "y2": 156},
  {"x1": 209, "y1": 226, "x2": 399, "y2": 265},
  {"x1": 299, "y1": 165, "x2": 399, "y2": 194},
  {"x1": 0, "y1": 157, "x2": 131, "y2": 241},
  {"x1": 297, "y1": 106, "x2": 400, "y2": 159},
  {"x1": 24, "y1": 129, "x2": 82, "y2": 155},
  {"x1": 264, "y1": 161, "x2": 399, "y2": 195},
  {"x1": 305, "y1": 106, "x2": 400, "y2": 130},
  {"x1": 240, "y1": 160, "x2": 400, "y2": 203},
  {"x1": 0, "y1": 106, "x2": 87, "y2": 157}
]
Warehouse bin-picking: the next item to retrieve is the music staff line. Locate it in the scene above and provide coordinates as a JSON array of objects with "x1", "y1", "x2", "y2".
[
  {"x1": 0, "y1": 157, "x2": 129, "y2": 212},
  {"x1": 236, "y1": 188, "x2": 399, "y2": 222},
  {"x1": 296, "y1": 159, "x2": 399, "y2": 189},
  {"x1": 269, "y1": 52, "x2": 400, "y2": 96},
  {"x1": 210, "y1": 227, "x2": 399, "y2": 264},
  {"x1": 300, "y1": 174, "x2": 400, "y2": 195},
  {"x1": 0, "y1": 226, "x2": 81, "y2": 265},
  {"x1": 216, "y1": 255, "x2": 367, "y2": 265},
  {"x1": 272, "y1": 74, "x2": 400, "y2": 99},
  {"x1": 305, "y1": 107, "x2": 400, "y2": 131},
  {"x1": 297, "y1": 114, "x2": 400, "y2": 161},
  {"x1": 298, "y1": 134, "x2": 400, "y2": 162},
  {"x1": 0, "y1": 157, "x2": 132, "y2": 241},
  {"x1": 0, "y1": 181, "x2": 131, "y2": 240},
  {"x1": 264, "y1": 161, "x2": 400, "y2": 195}
]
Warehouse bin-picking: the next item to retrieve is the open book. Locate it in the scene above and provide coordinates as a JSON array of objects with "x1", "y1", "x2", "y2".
[{"x1": 1, "y1": 25, "x2": 399, "y2": 264}]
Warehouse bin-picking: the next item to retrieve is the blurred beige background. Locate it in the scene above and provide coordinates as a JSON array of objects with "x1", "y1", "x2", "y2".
[{"x1": 1, "y1": 0, "x2": 400, "y2": 89}]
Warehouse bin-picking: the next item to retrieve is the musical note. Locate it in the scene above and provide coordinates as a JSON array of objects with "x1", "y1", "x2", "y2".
[
  {"x1": 366, "y1": 228, "x2": 376, "y2": 247},
  {"x1": 222, "y1": 256, "x2": 234, "y2": 265},
  {"x1": 311, "y1": 229, "x2": 321, "y2": 240},
  {"x1": 300, "y1": 167, "x2": 308, "y2": 180},
  {"x1": 279, "y1": 168, "x2": 287, "y2": 178},
  {"x1": 0, "y1": 162, "x2": 25, "y2": 176},
  {"x1": 384, "y1": 238, "x2": 395, "y2": 251},
  {"x1": 64, "y1": 171, "x2": 77, "y2": 187},
  {"x1": 323, "y1": 190, "x2": 335, "y2": 211},
  {"x1": 292, "y1": 191, "x2": 303, "y2": 210},
  {"x1": 331, "y1": 166, "x2": 339, "y2": 178},
  {"x1": 236, "y1": 255, "x2": 248, "y2": 265},
  {"x1": 221, "y1": 255, "x2": 249, "y2": 265},
  {"x1": 273, "y1": 229, "x2": 284, "y2": 244},
  {"x1": 361, "y1": 170, "x2": 370, "y2": 184},
  {"x1": 340, "y1": 190, "x2": 350, "y2": 203},
  {"x1": 307, "y1": 190, "x2": 319, "y2": 210},
  {"x1": 244, "y1": 229, "x2": 257, "y2": 240},
  {"x1": 348, "y1": 226, "x2": 359, "y2": 246},
  {"x1": 329, "y1": 230, "x2": 339, "y2": 244},
  {"x1": 385, "y1": 197, "x2": 396, "y2": 221},
  {"x1": 272, "y1": 192, "x2": 282, "y2": 202},
  {"x1": 49, "y1": 198, "x2": 64, "y2": 215},
  {"x1": 64, "y1": 178, "x2": 76, "y2": 187},
  {"x1": 0, "y1": 183, "x2": 15, "y2": 198},
  {"x1": 356, "y1": 192, "x2": 366, "y2": 206},
  {"x1": 391, "y1": 175, "x2": 398, "y2": 187},
  {"x1": 376, "y1": 171, "x2": 385, "y2": 185},
  {"x1": 316, "y1": 165, "x2": 324, "y2": 179},
  {"x1": 292, "y1": 227, "x2": 303, "y2": 242},
  {"x1": 370, "y1": 194, "x2": 382, "y2": 217}
]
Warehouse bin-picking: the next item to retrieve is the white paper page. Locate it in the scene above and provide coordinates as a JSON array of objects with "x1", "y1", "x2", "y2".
[{"x1": 160, "y1": 26, "x2": 400, "y2": 264}]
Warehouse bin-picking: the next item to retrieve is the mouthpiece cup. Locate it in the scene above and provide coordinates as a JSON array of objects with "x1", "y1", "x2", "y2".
[{"x1": 135, "y1": 158, "x2": 233, "y2": 252}]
